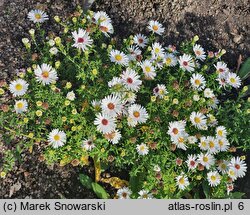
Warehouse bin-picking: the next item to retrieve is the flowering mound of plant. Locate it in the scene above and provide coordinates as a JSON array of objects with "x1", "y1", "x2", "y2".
[{"x1": 0, "y1": 7, "x2": 249, "y2": 199}]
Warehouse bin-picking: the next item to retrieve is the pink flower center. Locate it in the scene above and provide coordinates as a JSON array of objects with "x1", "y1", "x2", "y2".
[
  {"x1": 77, "y1": 38, "x2": 84, "y2": 43},
  {"x1": 101, "y1": 119, "x2": 108, "y2": 125},
  {"x1": 127, "y1": 77, "x2": 133, "y2": 84},
  {"x1": 138, "y1": 38, "x2": 143, "y2": 43},
  {"x1": 190, "y1": 160, "x2": 196, "y2": 166},
  {"x1": 183, "y1": 61, "x2": 188, "y2": 66},
  {"x1": 235, "y1": 164, "x2": 240, "y2": 170},
  {"x1": 107, "y1": 103, "x2": 115, "y2": 110}
]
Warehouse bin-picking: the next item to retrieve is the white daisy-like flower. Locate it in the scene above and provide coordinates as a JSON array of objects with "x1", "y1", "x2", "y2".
[
  {"x1": 94, "y1": 113, "x2": 116, "y2": 134},
  {"x1": 110, "y1": 50, "x2": 129, "y2": 66},
  {"x1": 127, "y1": 45, "x2": 141, "y2": 61},
  {"x1": 167, "y1": 121, "x2": 186, "y2": 139},
  {"x1": 190, "y1": 111, "x2": 207, "y2": 130},
  {"x1": 82, "y1": 138, "x2": 95, "y2": 151},
  {"x1": 72, "y1": 29, "x2": 93, "y2": 51},
  {"x1": 148, "y1": 20, "x2": 165, "y2": 35},
  {"x1": 217, "y1": 138, "x2": 230, "y2": 152},
  {"x1": 123, "y1": 91, "x2": 137, "y2": 104},
  {"x1": 199, "y1": 136, "x2": 208, "y2": 150},
  {"x1": 99, "y1": 21, "x2": 114, "y2": 36},
  {"x1": 138, "y1": 190, "x2": 153, "y2": 199},
  {"x1": 216, "y1": 126, "x2": 227, "y2": 138},
  {"x1": 214, "y1": 61, "x2": 229, "y2": 74},
  {"x1": 176, "y1": 175, "x2": 189, "y2": 190},
  {"x1": 48, "y1": 129, "x2": 66, "y2": 148},
  {"x1": 49, "y1": 47, "x2": 58, "y2": 55},
  {"x1": 34, "y1": 63, "x2": 58, "y2": 85},
  {"x1": 151, "y1": 42, "x2": 165, "y2": 58},
  {"x1": 93, "y1": 11, "x2": 111, "y2": 23},
  {"x1": 27, "y1": 9, "x2": 49, "y2": 23},
  {"x1": 117, "y1": 187, "x2": 132, "y2": 199},
  {"x1": 204, "y1": 88, "x2": 215, "y2": 98},
  {"x1": 186, "y1": 154, "x2": 198, "y2": 170},
  {"x1": 206, "y1": 136, "x2": 219, "y2": 154},
  {"x1": 229, "y1": 157, "x2": 247, "y2": 178},
  {"x1": 217, "y1": 160, "x2": 229, "y2": 174},
  {"x1": 208, "y1": 96, "x2": 219, "y2": 109},
  {"x1": 108, "y1": 77, "x2": 123, "y2": 88},
  {"x1": 136, "y1": 143, "x2": 149, "y2": 156},
  {"x1": 91, "y1": 99, "x2": 101, "y2": 110},
  {"x1": 197, "y1": 153, "x2": 215, "y2": 169},
  {"x1": 207, "y1": 171, "x2": 221, "y2": 187},
  {"x1": 178, "y1": 54, "x2": 195, "y2": 72},
  {"x1": 193, "y1": 44, "x2": 206, "y2": 61},
  {"x1": 173, "y1": 133, "x2": 189, "y2": 151},
  {"x1": 163, "y1": 53, "x2": 178, "y2": 67},
  {"x1": 190, "y1": 73, "x2": 206, "y2": 91},
  {"x1": 14, "y1": 99, "x2": 28, "y2": 114},
  {"x1": 9, "y1": 79, "x2": 29, "y2": 96},
  {"x1": 226, "y1": 72, "x2": 241, "y2": 88},
  {"x1": 133, "y1": 34, "x2": 148, "y2": 48},
  {"x1": 101, "y1": 94, "x2": 122, "y2": 117},
  {"x1": 228, "y1": 168, "x2": 237, "y2": 181},
  {"x1": 153, "y1": 84, "x2": 168, "y2": 98},
  {"x1": 128, "y1": 104, "x2": 149, "y2": 127},
  {"x1": 141, "y1": 60, "x2": 156, "y2": 79},
  {"x1": 121, "y1": 68, "x2": 142, "y2": 92},
  {"x1": 105, "y1": 129, "x2": 122, "y2": 144},
  {"x1": 66, "y1": 91, "x2": 76, "y2": 101},
  {"x1": 187, "y1": 135, "x2": 198, "y2": 144}
]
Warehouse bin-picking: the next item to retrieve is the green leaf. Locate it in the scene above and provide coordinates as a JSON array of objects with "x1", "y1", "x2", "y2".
[
  {"x1": 129, "y1": 173, "x2": 143, "y2": 193},
  {"x1": 202, "y1": 181, "x2": 211, "y2": 199},
  {"x1": 79, "y1": 174, "x2": 93, "y2": 190},
  {"x1": 91, "y1": 182, "x2": 109, "y2": 199},
  {"x1": 239, "y1": 58, "x2": 250, "y2": 80},
  {"x1": 230, "y1": 192, "x2": 245, "y2": 199}
]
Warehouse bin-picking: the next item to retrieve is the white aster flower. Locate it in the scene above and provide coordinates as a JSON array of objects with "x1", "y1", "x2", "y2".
[
  {"x1": 9, "y1": 79, "x2": 29, "y2": 96},
  {"x1": 99, "y1": 21, "x2": 114, "y2": 36},
  {"x1": 176, "y1": 175, "x2": 189, "y2": 190},
  {"x1": 164, "y1": 53, "x2": 178, "y2": 67},
  {"x1": 199, "y1": 136, "x2": 208, "y2": 150},
  {"x1": 187, "y1": 135, "x2": 197, "y2": 144},
  {"x1": 151, "y1": 42, "x2": 165, "y2": 58},
  {"x1": 190, "y1": 73, "x2": 206, "y2": 91},
  {"x1": 105, "y1": 129, "x2": 122, "y2": 144},
  {"x1": 217, "y1": 160, "x2": 229, "y2": 174},
  {"x1": 207, "y1": 171, "x2": 221, "y2": 187},
  {"x1": 93, "y1": 11, "x2": 111, "y2": 23},
  {"x1": 153, "y1": 84, "x2": 168, "y2": 98},
  {"x1": 197, "y1": 153, "x2": 215, "y2": 169},
  {"x1": 141, "y1": 60, "x2": 156, "y2": 79},
  {"x1": 204, "y1": 88, "x2": 215, "y2": 98},
  {"x1": 110, "y1": 50, "x2": 129, "y2": 66},
  {"x1": 216, "y1": 126, "x2": 227, "y2": 138},
  {"x1": 193, "y1": 44, "x2": 206, "y2": 61},
  {"x1": 228, "y1": 168, "x2": 237, "y2": 181},
  {"x1": 48, "y1": 129, "x2": 66, "y2": 148},
  {"x1": 217, "y1": 138, "x2": 230, "y2": 152},
  {"x1": 82, "y1": 138, "x2": 95, "y2": 151},
  {"x1": 136, "y1": 143, "x2": 149, "y2": 156},
  {"x1": 72, "y1": 28, "x2": 93, "y2": 51},
  {"x1": 128, "y1": 104, "x2": 149, "y2": 127},
  {"x1": 28, "y1": 9, "x2": 49, "y2": 23},
  {"x1": 127, "y1": 45, "x2": 141, "y2": 61},
  {"x1": 121, "y1": 68, "x2": 142, "y2": 92},
  {"x1": 34, "y1": 63, "x2": 58, "y2": 85},
  {"x1": 133, "y1": 34, "x2": 148, "y2": 48},
  {"x1": 178, "y1": 54, "x2": 195, "y2": 72},
  {"x1": 108, "y1": 77, "x2": 123, "y2": 88},
  {"x1": 148, "y1": 20, "x2": 165, "y2": 35},
  {"x1": 186, "y1": 154, "x2": 198, "y2": 170},
  {"x1": 214, "y1": 61, "x2": 229, "y2": 74},
  {"x1": 14, "y1": 99, "x2": 28, "y2": 114},
  {"x1": 101, "y1": 94, "x2": 122, "y2": 117},
  {"x1": 190, "y1": 111, "x2": 207, "y2": 130},
  {"x1": 167, "y1": 121, "x2": 186, "y2": 139},
  {"x1": 117, "y1": 187, "x2": 132, "y2": 199},
  {"x1": 226, "y1": 72, "x2": 241, "y2": 88},
  {"x1": 229, "y1": 157, "x2": 247, "y2": 178},
  {"x1": 138, "y1": 190, "x2": 153, "y2": 199},
  {"x1": 94, "y1": 113, "x2": 116, "y2": 134},
  {"x1": 206, "y1": 136, "x2": 219, "y2": 154}
]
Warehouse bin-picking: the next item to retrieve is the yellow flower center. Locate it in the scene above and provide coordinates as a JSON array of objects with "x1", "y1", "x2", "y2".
[
  {"x1": 140, "y1": 145, "x2": 145, "y2": 151},
  {"x1": 159, "y1": 89, "x2": 164, "y2": 95},
  {"x1": 155, "y1": 48, "x2": 160, "y2": 53},
  {"x1": 165, "y1": 58, "x2": 172, "y2": 65},
  {"x1": 115, "y1": 54, "x2": 122, "y2": 61},
  {"x1": 209, "y1": 141, "x2": 215, "y2": 148},
  {"x1": 203, "y1": 156, "x2": 208, "y2": 162},
  {"x1": 218, "y1": 130, "x2": 223, "y2": 136},
  {"x1": 15, "y1": 83, "x2": 23, "y2": 91},
  {"x1": 133, "y1": 111, "x2": 140, "y2": 118},
  {"x1": 178, "y1": 137, "x2": 185, "y2": 143},
  {"x1": 42, "y1": 71, "x2": 49, "y2": 78},
  {"x1": 201, "y1": 141, "x2": 207, "y2": 147},
  {"x1": 17, "y1": 102, "x2": 24, "y2": 109},
  {"x1": 179, "y1": 177, "x2": 185, "y2": 185},
  {"x1": 211, "y1": 175, "x2": 216, "y2": 181},
  {"x1": 194, "y1": 117, "x2": 201, "y2": 124},
  {"x1": 145, "y1": 66, "x2": 151, "y2": 73},
  {"x1": 35, "y1": 13, "x2": 42, "y2": 20},
  {"x1": 195, "y1": 79, "x2": 201, "y2": 85},
  {"x1": 221, "y1": 163, "x2": 226, "y2": 170},
  {"x1": 152, "y1": 25, "x2": 159, "y2": 31},
  {"x1": 54, "y1": 134, "x2": 60, "y2": 141},
  {"x1": 230, "y1": 78, "x2": 236, "y2": 83},
  {"x1": 218, "y1": 140, "x2": 223, "y2": 146}
]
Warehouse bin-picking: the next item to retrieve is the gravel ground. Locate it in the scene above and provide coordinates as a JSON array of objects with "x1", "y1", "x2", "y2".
[{"x1": 0, "y1": 0, "x2": 250, "y2": 198}]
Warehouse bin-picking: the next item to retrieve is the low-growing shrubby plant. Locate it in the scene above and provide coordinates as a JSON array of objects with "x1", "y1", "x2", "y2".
[{"x1": 0, "y1": 6, "x2": 249, "y2": 199}]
